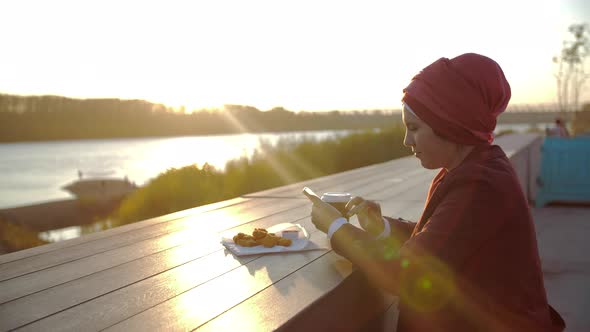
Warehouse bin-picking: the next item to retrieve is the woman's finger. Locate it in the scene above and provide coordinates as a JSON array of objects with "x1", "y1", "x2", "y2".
[
  {"x1": 310, "y1": 208, "x2": 318, "y2": 221},
  {"x1": 345, "y1": 196, "x2": 364, "y2": 209},
  {"x1": 346, "y1": 200, "x2": 369, "y2": 217},
  {"x1": 345, "y1": 196, "x2": 365, "y2": 211}
]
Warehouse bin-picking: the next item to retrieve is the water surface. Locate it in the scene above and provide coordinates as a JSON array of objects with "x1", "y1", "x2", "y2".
[{"x1": 0, "y1": 130, "x2": 352, "y2": 208}]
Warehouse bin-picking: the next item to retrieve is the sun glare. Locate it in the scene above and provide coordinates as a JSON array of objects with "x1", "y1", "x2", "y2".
[{"x1": 0, "y1": 0, "x2": 588, "y2": 109}]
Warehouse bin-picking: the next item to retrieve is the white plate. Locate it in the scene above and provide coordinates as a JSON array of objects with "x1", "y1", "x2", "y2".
[{"x1": 220, "y1": 223, "x2": 311, "y2": 256}]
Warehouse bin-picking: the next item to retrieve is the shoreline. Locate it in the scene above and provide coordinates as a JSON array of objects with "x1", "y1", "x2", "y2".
[
  {"x1": 0, "y1": 198, "x2": 123, "y2": 254},
  {"x1": 0, "y1": 198, "x2": 121, "y2": 232}
]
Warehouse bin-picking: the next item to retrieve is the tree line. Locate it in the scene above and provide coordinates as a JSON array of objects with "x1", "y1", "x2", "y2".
[{"x1": 0, "y1": 94, "x2": 401, "y2": 142}]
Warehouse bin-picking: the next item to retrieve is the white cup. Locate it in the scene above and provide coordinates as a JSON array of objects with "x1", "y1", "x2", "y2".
[{"x1": 321, "y1": 192, "x2": 352, "y2": 220}]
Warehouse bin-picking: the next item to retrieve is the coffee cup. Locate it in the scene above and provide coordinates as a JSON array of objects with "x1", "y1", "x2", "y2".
[{"x1": 321, "y1": 192, "x2": 352, "y2": 220}]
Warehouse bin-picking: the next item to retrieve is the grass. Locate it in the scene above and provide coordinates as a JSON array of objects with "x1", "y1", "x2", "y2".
[{"x1": 0, "y1": 217, "x2": 48, "y2": 252}]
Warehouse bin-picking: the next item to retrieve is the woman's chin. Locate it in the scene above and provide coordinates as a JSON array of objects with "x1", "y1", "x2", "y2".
[{"x1": 420, "y1": 160, "x2": 438, "y2": 170}]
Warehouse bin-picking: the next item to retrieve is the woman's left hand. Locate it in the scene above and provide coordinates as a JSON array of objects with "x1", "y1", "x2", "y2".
[{"x1": 309, "y1": 199, "x2": 344, "y2": 233}]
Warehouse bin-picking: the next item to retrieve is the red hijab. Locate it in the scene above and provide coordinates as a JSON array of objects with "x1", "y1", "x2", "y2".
[{"x1": 402, "y1": 53, "x2": 511, "y2": 145}]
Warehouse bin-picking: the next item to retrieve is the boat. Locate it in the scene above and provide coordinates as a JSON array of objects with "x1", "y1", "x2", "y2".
[{"x1": 61, "y1": 177, "x2": 138, "y2": 203}]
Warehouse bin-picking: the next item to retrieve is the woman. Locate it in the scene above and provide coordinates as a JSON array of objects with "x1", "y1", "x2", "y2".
[{"x1": 307, "y1": 53, "x2": 565, "y2": 331}]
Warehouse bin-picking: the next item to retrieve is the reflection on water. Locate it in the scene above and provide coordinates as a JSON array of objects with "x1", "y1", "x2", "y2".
[
  {"x1": 38, "y1": 225, "x2": 82, "y2": 242},
  {"x1": 0, "y1": 130, "x2": 355, "y2": 209},
  {"x1": 38, "y1": 218, "x2": 115, "y2": 242}
]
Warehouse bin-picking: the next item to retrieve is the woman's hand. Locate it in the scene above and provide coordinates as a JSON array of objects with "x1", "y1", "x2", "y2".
[
  {"x1": 304, "y1": 192, "x2": 344, "y2": 233},
  {"x1": 345, "y1": 196, "x2": 384, "y2": 236}
]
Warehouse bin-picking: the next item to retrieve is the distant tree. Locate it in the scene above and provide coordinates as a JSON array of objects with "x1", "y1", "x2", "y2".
[
  {"x1": 0, "y1": 93, "x2": 401, "y2": 142},
  {"x1": 268, "y1": 106, "x2": 290, "y2": 113},
  {"x1": 553, "y1": 23, "x2": 590, "y2": 113}
]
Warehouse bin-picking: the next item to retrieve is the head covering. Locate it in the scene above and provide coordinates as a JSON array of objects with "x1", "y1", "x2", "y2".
[
  {"x1": 402, "y1": 53, "x2": 511, "y2": 145},
  {"x1": 403, "y1": 102, "x2": 417, "y2": 117}
]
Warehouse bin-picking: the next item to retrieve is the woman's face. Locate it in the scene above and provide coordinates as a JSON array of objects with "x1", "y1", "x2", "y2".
[{"x1": 402, "y1": 105, "x2": 462, "y2": 170}]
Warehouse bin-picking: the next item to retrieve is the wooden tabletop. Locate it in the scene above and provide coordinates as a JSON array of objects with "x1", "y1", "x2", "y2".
[{"x1": 0, "y1": 154, "x2": 434, "y2": 332}]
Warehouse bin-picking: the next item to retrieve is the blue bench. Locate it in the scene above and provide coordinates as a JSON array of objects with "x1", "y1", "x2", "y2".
[{"x1": 536, "y1": 137, "x2": 590, "y2": 207}]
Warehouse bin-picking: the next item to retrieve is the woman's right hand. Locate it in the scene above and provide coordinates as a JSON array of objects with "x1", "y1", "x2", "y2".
[{"x1": 345, "y1": 196, "x2": 384, "y2": 236}]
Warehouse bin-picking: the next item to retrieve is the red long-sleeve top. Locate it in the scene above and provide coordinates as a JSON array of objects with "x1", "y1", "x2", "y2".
[{"x1": 331, "y1": 145, "x2": 564, "y2": 331}]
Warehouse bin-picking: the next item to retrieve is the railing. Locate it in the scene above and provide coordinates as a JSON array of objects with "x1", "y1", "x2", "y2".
[{"x1": 493, "y1": 133, "x2": 543, "y2": 204}]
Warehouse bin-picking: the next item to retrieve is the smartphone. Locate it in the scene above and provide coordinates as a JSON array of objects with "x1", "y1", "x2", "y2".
[{"x1": 302, "y1": 186, "x2": 321, "y2": 203}]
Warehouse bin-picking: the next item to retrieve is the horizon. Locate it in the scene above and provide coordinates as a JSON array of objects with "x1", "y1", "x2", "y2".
[
  {"x1": 1, "y1": 0, "x2": 589, "y2": 112},
  {"x1": 1, "y1": 92, "x2": 574, "y2": 114}
]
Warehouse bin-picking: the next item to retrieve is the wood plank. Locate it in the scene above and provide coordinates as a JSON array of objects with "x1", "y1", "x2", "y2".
[
  {"x1": 101, "y1": 242, "x2": 331, "y2": 332},
  {"x1": 0, "y1": 208, "x2": 315, "y2": 330},
  {"x1": 365, "y1": 169, "x2": 434, "y2": 201},
  {"x1": 12, "y1": 248, "x2": 260, "y2": 332},
  {"x1": 0, "y1": 208, "x2": 274, "y2": 304},
  {"x1": 246, "y1": 156, "x2": 421, "y2": 198},
  {"x1": 15, "y1": 229, "x2": 328, "y2": 332},
  {"x1": 340, "y1": 168, "x2": 431, "y2": 200},
  {"x1": 379, "y1": 199, "x2": 428, "y2": 222},
  {"x1": 1, "y1": 248, "x2": 255, "y2": 331},
  {"x1": 196, "y1": 256, "x2": 394, "y2": 332},
  {"x1": 280, "y1": 157, "x2": 423, "y2": 200}
]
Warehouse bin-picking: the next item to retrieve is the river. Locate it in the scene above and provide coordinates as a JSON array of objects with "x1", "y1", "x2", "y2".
[{"x1": 0, "y1": 130, "x2": 358, "y2": 209}]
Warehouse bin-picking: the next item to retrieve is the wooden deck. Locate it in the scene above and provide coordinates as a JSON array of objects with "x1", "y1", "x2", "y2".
[{"x1": 0, "y1": 134, "x2": 540, "y2": 331}]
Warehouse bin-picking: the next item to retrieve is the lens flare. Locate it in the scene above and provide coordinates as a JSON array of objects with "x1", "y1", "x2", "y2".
[{"x1": 398, "y1": 254, "x2": 456, "y2": 313}]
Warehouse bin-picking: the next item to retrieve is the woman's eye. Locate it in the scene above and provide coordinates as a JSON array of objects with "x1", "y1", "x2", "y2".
[{"x1": 407, "y1": 125, "x2": 417, "y2": 132}]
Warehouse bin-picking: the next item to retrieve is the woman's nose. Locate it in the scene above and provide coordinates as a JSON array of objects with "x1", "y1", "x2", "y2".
[{"x1": 403, "y1": 132, "x2": 414, "y2": 147}]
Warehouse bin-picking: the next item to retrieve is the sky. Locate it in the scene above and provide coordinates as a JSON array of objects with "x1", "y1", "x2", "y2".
[{"x1": 0, "y1": 0, "x2": 589, "y2": 112}]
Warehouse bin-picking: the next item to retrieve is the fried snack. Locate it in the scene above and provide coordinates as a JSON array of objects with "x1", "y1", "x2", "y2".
[
  {"x1": 252, "y1": 228, "x2": 268, "y2": 240},
  {"x1": 237, "y1": 237, "x2": 258, "y2": 247},
  {"x1": 277, "y1": 237, "x2": 292, "y2": 246},
  {"x1": 254, "y1": 232, "x2": 275, "y2": 244},
  {"x1": 260, "y1": 234, "x2": 280, "y2": 247},
  {"x1": 232, "y1": 227, "x2": 292, "y2": 248},
  {"x1": 232, "y1": 232, "x2": 248, "y2": 243}
]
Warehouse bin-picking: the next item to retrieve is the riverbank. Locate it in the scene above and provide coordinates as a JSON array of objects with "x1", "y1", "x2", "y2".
[
  {"x1": 0, "y1": 198, "x2": 121, "y2": 254},
  {"x1": 0, "y1": 198, "x2": 120, "y2": 232}
]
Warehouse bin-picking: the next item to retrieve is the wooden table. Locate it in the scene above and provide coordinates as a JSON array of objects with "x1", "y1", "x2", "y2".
[{"x1": 0, "y1": 154, "x2": 434, "y2": 332}]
